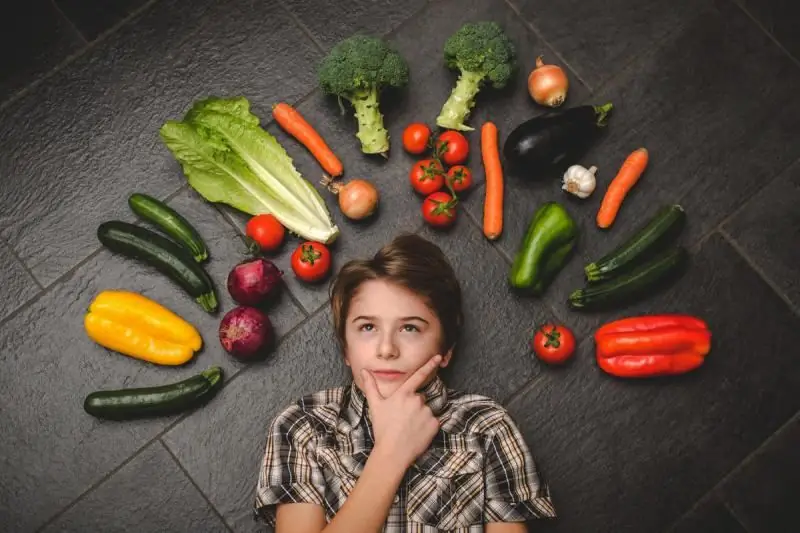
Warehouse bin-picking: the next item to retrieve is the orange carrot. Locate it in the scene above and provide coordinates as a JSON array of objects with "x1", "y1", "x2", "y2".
[
  {"x1": 596, "y1": 148, "x2": 649, "y2": 229},
  {"x1": 481, "y1": 121, "x2": 504, "y2": 240},
  {"x1": 272, "y1": 102, "x2": 344, "y2": 177}
]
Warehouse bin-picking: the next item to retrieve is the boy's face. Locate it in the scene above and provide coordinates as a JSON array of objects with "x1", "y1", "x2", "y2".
[{"x1": 344, "y1": 279, "x2": 452, "y2": 399}]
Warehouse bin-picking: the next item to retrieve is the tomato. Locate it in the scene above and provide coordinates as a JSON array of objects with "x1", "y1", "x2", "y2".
[
  {"x1": 446, "y1": 165, "x2": 472, "y2": 193},
  {"x1": 246, "y1": 214, "x2": 285, "y2": 252},
  {"x1": 409, "y1": 158, "x2": 445, "y2": 195},
  {"x1": 531, "y1": 324, "x2": 576, "y2": 365},
  {"x1": 291, "y1": 242, "x2": 331, "y2": 283},
  {"x1": 435, "y1": 130, "x2": 469, "y2": 165},
  {"x1": 402, "y1": 123, "x2": 431, "y2": 154},
  {"x1": 422, "y1": 191, "x2": 458, "y2": 228}
]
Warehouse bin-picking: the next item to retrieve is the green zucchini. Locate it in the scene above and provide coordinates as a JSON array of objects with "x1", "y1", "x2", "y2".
[
  {"x1": 585, "y1": 204, "x2": 686, "y2": 283},
  {"x1": 569, "y1": 246, "x2": 688, "y2": 310},
  {"x1": 97, "y1": 220, "x2": 218, "y2": 312},
  {"x1": 84, "y1": 367, "x2": 223, "y2": 420},
  {"x1": 129, "y1": 192, "x2": 209, "y2": 263}
]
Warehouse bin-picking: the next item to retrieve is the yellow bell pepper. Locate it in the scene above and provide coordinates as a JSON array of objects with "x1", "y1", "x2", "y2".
[{"x1": 85, "y1": 290, "x2": 203, "y2": 366}]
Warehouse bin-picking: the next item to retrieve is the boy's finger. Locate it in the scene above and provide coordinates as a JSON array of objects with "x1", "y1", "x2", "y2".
[
  {"x1": 360, "y1": 369, "x2": 384, "y2": 403},
  {"x1": 399, "y1": 354, "x2": 443, "y2": 395}
]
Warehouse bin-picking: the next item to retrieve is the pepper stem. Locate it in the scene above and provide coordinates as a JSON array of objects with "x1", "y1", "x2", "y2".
[{"x1": 593, "y1": 103, "x2": 614, "y2": 127}]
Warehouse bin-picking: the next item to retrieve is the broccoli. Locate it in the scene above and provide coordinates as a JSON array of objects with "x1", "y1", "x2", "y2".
[
  {"x1": 318, "y1": 35, "x2": 409, "y2": 156},
  {"x1": 436, "y1": 21, "x2": 517, "y2": 132}
]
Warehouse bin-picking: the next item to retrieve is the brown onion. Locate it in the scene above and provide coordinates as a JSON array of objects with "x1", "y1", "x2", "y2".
[
  {"x1": 324, "y1": 178, "x2": 380, "y2": 220},
  {"x1": 528, "y1": 56, "x2": 569, "y2": 108}
]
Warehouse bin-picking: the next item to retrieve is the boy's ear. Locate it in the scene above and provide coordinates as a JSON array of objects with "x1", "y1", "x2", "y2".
[{"x1": 440, "y1": 346, "x2": 454, "y2": 368}]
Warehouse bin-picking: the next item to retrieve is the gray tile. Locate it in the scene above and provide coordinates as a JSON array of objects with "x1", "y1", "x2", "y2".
[
  {"x1": 0, "y1": 189, "x2": 303, "y2": 532},
  {"x1": 283, "y1": 0, "x2": 428, "y2": 50},
  {"x1": 465, "y1": 0, "x2": 800, "y2": 338},
  {"x1": 723, "y1": 159, "x2": 800, "y2": 310},
  {"x1": 505, "y1": 234, "x2": 800, "y2": 533},
  {"x1": 0, "y1": 241, "x2": 40, "y2": 322},
  {"x1": 669, "y1": 498, "x2": 748, "y2": 533},
  {"x1": 0, "y1": 0, "x2": 321, "y2": 286},
  {"x1": 55, "y1": 0, "x2": 150, "y2": 41},
  {"x1": 0, "y1": 0, "x2": 85, "y2": 104},
  {"x1": 719, "y1": 415, "x2": 800, "y2": 533},
  {"x1": 735, "y1": 0, "x2": 800, "y2": 61},
  {"x1": 163, "y1": 308, "x2": 351, "y2": 533},
  {"x1": 508, "y1": 0, "x2": 709, "y2": 88},
  {"x1": 41, "y1": 441, "x2": 228, "y2": 533}
]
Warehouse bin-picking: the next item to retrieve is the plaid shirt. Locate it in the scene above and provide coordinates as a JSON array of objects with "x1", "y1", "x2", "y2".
[{"x1": 254, "y1": 376, "x2": 556, "y2": 531}]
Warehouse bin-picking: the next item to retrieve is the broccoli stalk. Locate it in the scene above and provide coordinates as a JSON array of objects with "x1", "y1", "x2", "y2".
[
  {"x1": 318, "y1": 35, "x2": 409, "y2": 156},
  {"x1": 436, "y1": 22, "x2": 517, "y2": 132}
]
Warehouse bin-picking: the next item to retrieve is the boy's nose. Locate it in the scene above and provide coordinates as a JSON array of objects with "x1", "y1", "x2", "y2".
[{"x1": 377, "y1": 334, "x2": 399, "y2": 360}]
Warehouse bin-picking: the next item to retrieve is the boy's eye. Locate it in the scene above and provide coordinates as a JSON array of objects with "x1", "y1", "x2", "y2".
[
  {"x1": 402, "y1": 324, "x2": 420, "y2": 332},
  {"x1": 359, "y1": 323, "x2": 375, "y2": 332}
]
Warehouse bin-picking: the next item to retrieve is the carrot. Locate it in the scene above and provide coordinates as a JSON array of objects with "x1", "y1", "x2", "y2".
[
  {"x1": 596, "y1": 148, "x2": 649, "y2": 229},
  {"x1": 272, "y1": 102, "x2": 344, "y2": 177},
  {"x1": 481, "y1": 121, "x2": 504, "y2": 240}
]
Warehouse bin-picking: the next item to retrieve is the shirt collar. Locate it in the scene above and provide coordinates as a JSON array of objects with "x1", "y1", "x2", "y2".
[{"x1": 342, "y1": 375, "x2": 449, "y2": 430}]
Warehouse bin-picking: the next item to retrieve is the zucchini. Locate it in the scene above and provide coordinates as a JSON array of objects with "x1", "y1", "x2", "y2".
[
  {"x1": 569, "y1": 247, "x2": 688, "y2": 310},
  {"x1": 585, "y1": 205, "x2": 686, "y2": 283},
  {"x1": 84, "y1": 367, "x2": 223, "y2": 420},
  {"x1": 129, "y1": 192, "x2": 209, "y2": 263},
  {"x1": 97, "y1": 220, "x2": 218, "y2": 312}
]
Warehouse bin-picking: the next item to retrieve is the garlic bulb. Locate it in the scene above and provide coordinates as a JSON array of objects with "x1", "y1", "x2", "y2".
[{"x1": 562, "y1": 165, "x2": 597, "y2": 199}]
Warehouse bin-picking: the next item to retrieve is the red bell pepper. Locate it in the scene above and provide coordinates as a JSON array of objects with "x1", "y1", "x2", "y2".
[{"x1": 594, "y1": 314, "x2": 711, "y2": 378}]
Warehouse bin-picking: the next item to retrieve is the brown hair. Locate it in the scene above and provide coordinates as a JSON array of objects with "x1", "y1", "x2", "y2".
[{"x1": 329, "y1": 233, "x2": 463, "y2": 353}]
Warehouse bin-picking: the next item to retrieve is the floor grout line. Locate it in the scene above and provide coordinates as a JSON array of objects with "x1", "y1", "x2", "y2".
[
  {"x1": 279, "y1": 1, "x2": 326, "y2": 55},
  {"x1": 49, "y1": 0, "x2": 90, "y2": 44},
  {"x1": 728, "y1": 0, "x2": 800, "y2": 69},
  {"x1": 501, "y1": 373, "x2": 546, "y2": 407},
  {"x1": 159, "y1": 439, "x2": 236, "y2": 533},
  {"x1": 721, "y1": 499, "x2": 752, "y2": 533}
]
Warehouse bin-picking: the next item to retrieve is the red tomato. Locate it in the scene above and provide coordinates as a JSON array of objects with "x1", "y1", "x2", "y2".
[
  {"x1": 446, "y1": 165, "x2": 472, "y2": 193},
  {"x1": 435, "y1": 130, "x2": 469, "y2": 165},
  {"x1": 246, "y1": 214, "x2": 285, "y2": 252},
  {"x1": 291, "y1": 242, "x2": 331, "y2": 283},
  {"x1": 402, "y1": 123, "x2": 431, "y2": 154},
  {"x1": 409, "y1": 159, "x2": 445, "y2": 195},
  {"x1": 422, "y1": 191, "x2": 458, "y2": 228},
  {"x1": 531, "y1": 324, "x2": 576, "y2": 365}
]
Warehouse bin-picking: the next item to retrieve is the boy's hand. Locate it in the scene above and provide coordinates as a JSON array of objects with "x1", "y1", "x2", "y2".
[{"x1": 361, "y1": 354, "x2": 443, "y2": 469}]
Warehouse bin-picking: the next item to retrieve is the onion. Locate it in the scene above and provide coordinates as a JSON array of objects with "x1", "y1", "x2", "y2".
[
  {"x1": 323, "y1": 177, "x2": 380, "y2": 220},
  {"x1": 219, "y1": 306, "x2": 274, "y2": 360},
  {"x1": 528, "y1": 56, "x2": 569, "y2": 108},
  {"x1": 227, "y1": 257, "x2": 283, "y2": 306}
]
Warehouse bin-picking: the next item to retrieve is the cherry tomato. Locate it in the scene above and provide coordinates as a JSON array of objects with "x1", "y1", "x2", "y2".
[
  {"x1": 409, "y1": 158, "x2": 445, "y2": 195},
  {"x1": 446, "y1": 165, "x2": 472, "y2": 193},
  {"x1": 402, "y1": 123, "x2": 431, "y2": 154},
  {"x1": 246, "y1": 214, "x2": 285, "y2": 252},
  {"x1": 291, "y1": 242, "x2": 331, "y2": 283},
  {"x1": 422, "y1": 191, "x2": 458, "y2": 228},
  {"x1": 435, "y1": 130, "x2": 469, "y2": 165},
  {"x1": 531, "y1": 324, "x2": 576, "y2": 365}
]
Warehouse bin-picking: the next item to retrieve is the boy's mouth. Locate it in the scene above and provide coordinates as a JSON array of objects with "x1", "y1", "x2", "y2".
[{"x1": 371, "y1": 370, "x2": 407, "y2": 380}]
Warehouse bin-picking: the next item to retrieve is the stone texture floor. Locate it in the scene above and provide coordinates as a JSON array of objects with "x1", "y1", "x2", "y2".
[{"x1": 1, "y1": 0, "x2": 799, "y2": 532}]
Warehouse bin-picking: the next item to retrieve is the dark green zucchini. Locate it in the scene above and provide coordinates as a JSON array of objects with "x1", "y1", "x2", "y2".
[
  {"x1": 128, "y1": 192, "x2": 209, "y2": 263},
  {"x1": 584, "y1": 204, "x2": 686, "y2": 283},
  {"x1": 569, "y1": 247, "x2": 688, "y2": 311},
  {"x1": 97, "y1": 220, "x2": 218, "y2": 312},
  {"x1": 84, "y1": 367, "x2": 223, "y2": 420}
]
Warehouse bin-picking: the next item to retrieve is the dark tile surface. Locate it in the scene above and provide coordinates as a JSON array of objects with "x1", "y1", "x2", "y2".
[
  {"x1": 55, "y1": 0, "x2": 151, "y2": 41},
  {"x1": 669, "y1": 497, "x2": 748, "y2": 533},
  {"x1": 0, "y1": 241, "x2": 40, "y2": 322},
  {"x1": 508, "y1": 0, "x2": 709, "y2": 88},
  {"x1": 283, "y1": 0, "x2": 429, "y2": 50},
  {"x1": 735, "y1": 0, "x2": 800, "y2": 60},
  {"x1": 0, "y1": 0, "x2": 321, "y2": 287},
  {"x1": 504, "y1": 234, "x2": 800, "y2": 533},
  {"x1": 719, "y1": 415, "x2": 800, "y2": 533},
  {"x1": 0, "y1": 0, "x2": 84, "y2": 105},
  {"x1": 0, "y1": 189, "x2": 303, "y2": 532},
  {"x1": 40, "y1": 441, "x2": 228, "y2": 533},
  {"x1": 723, "y1": 159, "x2": 800, "y2": 310},
  {"x1": 465, "y1": 0, "x2": 800, "y2": 338}
]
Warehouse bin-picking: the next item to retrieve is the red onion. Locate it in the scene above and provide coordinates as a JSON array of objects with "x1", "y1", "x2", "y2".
[
  {"x1": 227, "y1": 257, "x2": 283, "y2": 306},
  {"x1": 219, "y1": 306, "x2": 274, "y2": 360}
]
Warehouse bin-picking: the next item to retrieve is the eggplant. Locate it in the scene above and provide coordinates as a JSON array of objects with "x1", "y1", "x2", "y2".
[{"x1": 503, "y1": 103, "x2": 613, "y2": 179}]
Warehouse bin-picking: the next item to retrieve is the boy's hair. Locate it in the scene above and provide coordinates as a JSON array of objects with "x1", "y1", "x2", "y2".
[{"x1": 329, "y1": 233, "x2": 464, "y2": 353}]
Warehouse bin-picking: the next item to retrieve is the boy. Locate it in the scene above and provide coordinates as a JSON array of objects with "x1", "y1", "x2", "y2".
[{"x1": 254, "y1": 234, "x2": 556, "y2": 532}]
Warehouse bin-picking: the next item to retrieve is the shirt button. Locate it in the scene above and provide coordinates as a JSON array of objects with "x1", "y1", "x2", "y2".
[{"x1": 393, "y1": 495, "x2": 399, "y2": 504}]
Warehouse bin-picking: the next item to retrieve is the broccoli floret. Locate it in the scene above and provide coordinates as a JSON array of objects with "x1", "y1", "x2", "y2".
[
  {"x1": 436, "y1": 22, "x2": 516, "y2": 131},
  {"x1": 318, "y1": 35, "x2": 409, "y2": 156}
]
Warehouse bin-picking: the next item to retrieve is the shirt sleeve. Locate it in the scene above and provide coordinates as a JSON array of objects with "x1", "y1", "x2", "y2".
[
  {"x1": 253, "y1": 404, "x2": 327, "y2": 526},
  {"x1": 483, "y1": 410, "x2": 557, "y2": 522}
]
